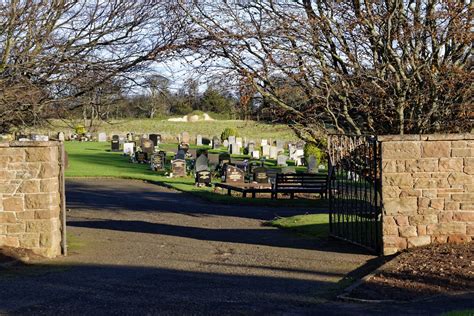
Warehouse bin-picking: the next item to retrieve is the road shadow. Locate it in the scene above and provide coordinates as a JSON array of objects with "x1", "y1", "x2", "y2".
[
  {"x1": 68, "y1": 219, "x2": 370, "y2": 255},
  {"x1": 66, "y1": 179, "x2": 327, "y2": 221}
]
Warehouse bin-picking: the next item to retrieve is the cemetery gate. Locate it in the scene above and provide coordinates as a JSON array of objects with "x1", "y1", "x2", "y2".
[{"x1": 327, "y1": 134, "x2": 382, "y2": 253}]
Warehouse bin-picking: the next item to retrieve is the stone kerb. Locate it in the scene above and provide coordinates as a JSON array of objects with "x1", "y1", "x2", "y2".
[
  {"x1": 380, "y1": 134, "x2": 473, "y2": 255},
  {"x1": 0, "y1": 141, "x2": 63, "y2": 258}
]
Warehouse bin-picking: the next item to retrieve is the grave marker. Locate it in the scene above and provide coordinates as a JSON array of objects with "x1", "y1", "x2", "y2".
[
  {"x1": 307, "y1": 156, "x2": 318, "y2": 173},
  {"x1": 141, "y1": 139, "x2": 154, "y2": 155},
  {"x1": 111, "y1": 135, "x2": 120, "y2": 152},
  {"x1": 269, "y1": 146, "x2": 278, "y2": 159},
  {"x1": 57, "y1": 132, "x2": 65, "y2": 142},
  {"x1": 98, "y1": 132, "x2": 107, "y2": 142},
  {"x1": 195, "y1": 154, "x2": 209, "y2": 172},
  {"x1": 149, "y1": 134, "x2": 160, "y2": 146},
  {"x1": 262, "y1": 145, "x2": 270, "y2": 157},
  {"x1": 171, "y1": 159, "x2": 186, "y2": 177},
  {"x1": 252, "y1": 166, "x2": 269, "y2": 183},
  {"x1": 224, "y1": 165, "x2": 245, "y2": 183},
  {"x1": 251, "y1": 150, "x2": 260, "y2": 159},
  {"x1": 196, "y1": 170, "x2": 211, "y2": 186},
  {"x1": 123, "y1": 142, "x2": 135, "y2": 155},
  {"x1": 196, "y1": 135, "x2": 202, "y2": 146},
  {"x1": 277, "y1": 155, "x2": 288, "y2": 166}
]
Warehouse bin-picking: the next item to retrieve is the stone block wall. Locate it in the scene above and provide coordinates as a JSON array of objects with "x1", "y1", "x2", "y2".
[
  {"x1": 0, "y1": 141, "x2": 64, "y2": 258},
  {"x1": 380, "y1": 134, "x2": 473, "y2": 255}
]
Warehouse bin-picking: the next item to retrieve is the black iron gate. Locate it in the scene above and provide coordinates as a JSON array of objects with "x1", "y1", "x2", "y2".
[{"x1": 327, "y1": 134, "x2": 382, "y2": 253}]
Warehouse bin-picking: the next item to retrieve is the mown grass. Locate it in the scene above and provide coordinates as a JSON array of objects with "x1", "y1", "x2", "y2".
[
  {"x1": 269, "y1": 214, "x2": 329, "y2": 239},
  {"x1": 34, "y1": 119, "x2": 298, "y2": 143},
  {"x1": 64, "y1": 142, "x2": 326, "y2": 207}
]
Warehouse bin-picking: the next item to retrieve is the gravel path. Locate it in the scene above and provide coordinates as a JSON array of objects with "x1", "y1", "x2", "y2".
[{"x1": 0, "y1": 179, "x2": 472, "y2": 315}]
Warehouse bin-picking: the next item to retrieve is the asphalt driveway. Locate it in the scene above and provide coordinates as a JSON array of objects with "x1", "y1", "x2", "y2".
[{"x1": 0, "y1": 179, "x2": 471, "y2": 315}]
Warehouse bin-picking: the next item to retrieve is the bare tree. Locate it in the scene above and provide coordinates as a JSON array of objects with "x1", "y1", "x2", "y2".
[
  {"x1": 0, "y1": 0, "x2": 191, "y2": 133},
  {"x1": 179, "y1": 1, "x2": 472, "y2": 141},
  {"x1": 139, "y1": 74, "x2": 170, "y2": 119}
]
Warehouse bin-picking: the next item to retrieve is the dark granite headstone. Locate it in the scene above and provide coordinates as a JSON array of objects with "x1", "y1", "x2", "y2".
[
  {"x1": 172, "y1": 159, "x2": 186, "y2": 177},
  {"x1": 175, "y1": 149, "x2": 186, "y2": 160},
  {"x1": 149, "y1": 134, "x2": 160, "y2": 146},
  {"x1": 224, "y1": 165, "x2": 245, "y2": 183},
  {"x1": 111, "y1": 135, "x2": 120, "y2": 152},
  {"x1": 219, "y1": 152, "x2": 231, "y2": 166},
  {"x1": 136, "y1": 151, "x2": 147, "y2": 163},
  {"x1": 151, "y1": 151, "x2": 166, "y2": 171},
  {"x1": 202, "y1": 137, "x2": 211, "y2": 146},
  {"x1": 253, "y1": 166, "x2": 269, "y2": 183},
  {"x1": 196, "y1": 170, "x2": 211, "y2": 186}
]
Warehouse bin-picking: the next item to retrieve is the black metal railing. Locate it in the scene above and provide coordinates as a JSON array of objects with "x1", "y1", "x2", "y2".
[{"x1": 328, "y1": 134, "x2": 382, "y2": 253}]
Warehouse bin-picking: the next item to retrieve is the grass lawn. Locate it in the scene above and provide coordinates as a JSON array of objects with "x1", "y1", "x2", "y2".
[
  {"x1": 269, "y1": 214, "x2": 329, "y2": 239},
  {"x1": 34, "y1": 119, "x2": 299, "y2": 143},
  {"x1": 64, "y1": 141, "x2": 327, "y2": 207}
]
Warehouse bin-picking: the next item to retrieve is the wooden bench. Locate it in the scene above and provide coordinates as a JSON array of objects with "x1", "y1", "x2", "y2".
[
  {"x1": 214, "y1": 182, "x2": 273, "y2": 198},
  {"x1": 272, "y1": 173, "x2": 328, "y2": 199}
]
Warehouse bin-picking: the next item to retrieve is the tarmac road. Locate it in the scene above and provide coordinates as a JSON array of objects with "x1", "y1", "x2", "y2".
[{"x1": 0, "y1": 179, "x2": 472, "y2": 315}]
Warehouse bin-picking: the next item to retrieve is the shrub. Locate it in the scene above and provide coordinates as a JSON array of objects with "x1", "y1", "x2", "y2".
[
  {"x1": 304, "y1": 142, "x2": 327, "y2": 165},
  {"x1": 220, "y1": 127, "x2": 239, "y2": 141}
]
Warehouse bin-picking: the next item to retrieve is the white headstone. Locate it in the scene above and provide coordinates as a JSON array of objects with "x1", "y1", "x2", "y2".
[
  {"x1": 123, "y1": 142, "x2": 135, "y2": 155},
  {"x1": 230, "y1": 143, "x2": 240, "y2": 155},
  {"x1": 262, "y1": 145, "x2": 270, "y2": 157},
  {"x1": 98, "y1": 132, "x2": 107, "y2": 142},
  {"x1": 228, "y1": 135, "x2": 236, "y2": 144},
  {"x1": 269, "y1": 146, "x2": 278, "y2": 159},
  {"x1": 223, "y1": 140, "x2": 229, "y2": 147},
  {"x1": 57, "y1": 132, "x2": 65, "y2": 141},
  {"x1": 277, "y1": 155, "x2": 288, "y2": 166},
  {"x1": 251, "y1": 150, "x2": 260, "y2": 159},
  {"x1": 261, "y1": 139, "x2": 268, "y2": 146},
  {"x1": 196, "y1": 135, "x2": 202, "y2": 146}
]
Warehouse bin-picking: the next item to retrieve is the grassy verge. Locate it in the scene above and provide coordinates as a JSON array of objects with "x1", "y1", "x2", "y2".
[
  {"x1": 269, "y1": 214, "x2": 329, "y2": 238},
  {"x1": 65, "y1": 142, "x2": 327, "y2": 207}
]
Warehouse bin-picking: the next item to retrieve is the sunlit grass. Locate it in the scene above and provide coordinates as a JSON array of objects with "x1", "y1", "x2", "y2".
[{"x1": 269, "y1": 214, "x2": 329, "y2": 238}]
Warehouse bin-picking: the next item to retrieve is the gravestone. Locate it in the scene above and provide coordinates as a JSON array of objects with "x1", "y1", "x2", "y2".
[
  {"x1": 171, "y1": 159, "x2": 186, "y2": 177},
  {"x1": 126, "y1": 133, "x2": 134, "y2": 142},
  {"x1": 98, "y1": 132, "x2": 107, "y2": 142},
  {"x1": 202, "y1": 137, "x2": 211, "y2": 146},
  {"x1": 208, "y1": 153, "x2": 220, "y2": 167},
  {"x1": 224, "y1": 165, "x2": 245, "y2": 183},
  {"x1": 118, "y1": 136, "x2": 125, "y2": 145},
  {"x1": 228, "y1": 136, "x2": 236, "y2": 144},
  {"x1": 123, "y1": 142, "x2": 135, "y2": 155},
  {"x1": 134, "y1": 135, "x2": 141, "y2": 143},
  {"x1": 141, "y1": 139, "x2": 154, "y2": 155},
  {"x1": 57, "y1": 132, "x2": 65, "y2": 142},
  {"x1": 307, "y1": 156, "x2": 318, "y2": 173},
  {"x1": 247, "y1": 142, "x2": 255, "y2": 153},
  {"x1": 281, "y1": 166, "x2": 296, "y2": 174},
  {"x1": 223, "y1": 140, "x2": 229, "y2": 148},
  {"x1": 236, "y1": 137, "x2": 243, "y2": 147},
  {"x1": 261, "y1": 139, "x2": 268, "y2": 146},
  {"x1": 196, "y1": 170, "x2": 211, "y2": 186},
  {"x1": 212, "y1": 136, "x2": 221, "y2": 148},
  {"x1": 230, "y1": 143, "x2": 240, "y2": 155},
  {"x1": 276, "y1": 139, "x2": 285, "y2": 150},
  {"x1": 151, "y1": 151, "x2": 166, "y2": 171},
  {"x1": 188, "y1": 148, "x2": 197, "y2": 159},
  {"x1": 269, "y1": 146, "x2": 278, "y2": 159},
  {"x1": 277, "y1": 155, "x2": 288, "y2": 166},
  {"x1": 219, "y1": 152, "x2": 231, "y2": 166},
  {"x1": 181, "y1": 132, "x2": 190, "y2": 144},
  {"x1": 251, "y1": 150, "x2": 260, "y2": 159},
  {"x1": 136, "y1": 151, "x2": 147, "y2": 163},
  {"x1": 111, "y1": 135, "x2": 120, "y2": 152},
  {"x1": 196, "y1": 135, "x2": 202, "y2": 146},
  {"x1": 149, "y1": 134, "x2": 160, "y2": 146},
  {"x1": 195, "y1": 154, "x2": 209, "y2": 172},
  {"x1": 262, "y1": 145, "x2": 270, "y2": 157},
  {"x1": 253, "y1": 166, "x2": 269, "y2": 183}
]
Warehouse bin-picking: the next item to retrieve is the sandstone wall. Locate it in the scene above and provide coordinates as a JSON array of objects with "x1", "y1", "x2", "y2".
[
  {"x1": 0, "y1": 141, "x2": 64, "y2": 258},
  {"x1": 380, "y1": 134, "x2": 473, "y2": 255}
]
